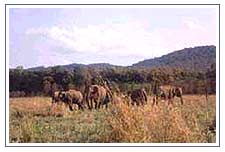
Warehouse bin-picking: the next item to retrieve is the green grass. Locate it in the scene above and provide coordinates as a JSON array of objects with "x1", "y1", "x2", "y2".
[{"x1": 9, "y1": 95, "x2": 216, "y2": 143}]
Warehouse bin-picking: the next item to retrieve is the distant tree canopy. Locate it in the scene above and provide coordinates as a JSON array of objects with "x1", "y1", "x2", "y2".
[{"x1": 9, "y1": 64, "x2": 216, "y2": 97}]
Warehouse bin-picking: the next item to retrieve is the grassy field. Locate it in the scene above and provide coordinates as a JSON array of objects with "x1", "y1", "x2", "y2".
[{"x1": 9, "y1": 95, "x2": 216, "y2": 143}]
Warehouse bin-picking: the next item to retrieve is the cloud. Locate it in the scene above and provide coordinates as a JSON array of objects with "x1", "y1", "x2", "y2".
[
  {"x1": 24, "y1": 16, "x2": 215, "y2": 67},
  {"x1": 25, "y1": 21, "x2": 156, "y2": 56}
]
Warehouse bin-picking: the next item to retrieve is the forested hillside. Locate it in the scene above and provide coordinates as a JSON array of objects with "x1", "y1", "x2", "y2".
[
  {"x1": 9, "y1": 45, "x2": 216, "y2": 97},
  {"x1": 132, "y1": 45, "x2": 216, "y2": 72}
]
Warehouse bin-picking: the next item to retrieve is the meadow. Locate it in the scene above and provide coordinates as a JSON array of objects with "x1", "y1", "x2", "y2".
[{"x1": 9, "y1": 95, "x2": 216, "y2": 143}]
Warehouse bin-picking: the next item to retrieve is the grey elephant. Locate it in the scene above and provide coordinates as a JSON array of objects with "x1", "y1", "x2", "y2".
[
  {"x1": 59, "y1": 89, "x2": 84, "y2": 111},
  {"x1": 87, "y1": 85, "x2": 111, "y2": 109}
]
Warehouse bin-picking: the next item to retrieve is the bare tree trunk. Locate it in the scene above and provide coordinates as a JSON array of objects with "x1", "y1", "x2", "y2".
[{"x1": 204, "y1": 75, "x2": 209, "y2": 121}]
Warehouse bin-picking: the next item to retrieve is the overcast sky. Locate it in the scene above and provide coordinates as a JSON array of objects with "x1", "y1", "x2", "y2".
[{"x1": 9, "y1": 7, "x2": 216, "y2": 68}]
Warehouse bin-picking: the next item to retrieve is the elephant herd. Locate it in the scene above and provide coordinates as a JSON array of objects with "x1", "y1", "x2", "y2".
[
  {"x1": 52, "y1": 84, "x2": 112, "y2": 111},
  {"x1": 52, "y1": 84, "x2": 184, "y2": 111}
]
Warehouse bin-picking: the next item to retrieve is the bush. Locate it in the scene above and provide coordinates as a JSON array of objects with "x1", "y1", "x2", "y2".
[{"x1": 103, "y1": 102, "x2": 193, "y2": 143}]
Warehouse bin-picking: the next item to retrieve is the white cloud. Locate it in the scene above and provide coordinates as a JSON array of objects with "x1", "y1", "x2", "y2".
[{"x1": 25, "y1": 17, "x2": 216, "y2": 61}]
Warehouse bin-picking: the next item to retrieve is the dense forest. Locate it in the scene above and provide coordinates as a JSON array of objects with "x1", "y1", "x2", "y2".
[{"x1": 9, "y1": 45, "x2": 216, "y2": 97}]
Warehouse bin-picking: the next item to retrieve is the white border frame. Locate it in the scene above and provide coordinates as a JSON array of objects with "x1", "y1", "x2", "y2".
[{"x1": 3, "y1": 2, "x2": 221, "y2": 149}]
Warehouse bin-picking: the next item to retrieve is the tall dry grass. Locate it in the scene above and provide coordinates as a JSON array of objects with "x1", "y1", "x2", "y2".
[{"x1": 9, "y1": 95, "x2": 216, "y2": 143}]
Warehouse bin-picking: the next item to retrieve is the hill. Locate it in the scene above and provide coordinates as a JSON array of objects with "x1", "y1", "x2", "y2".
[
  {"x1": 27, "y1": 63, "x2": 121, "y2": 72},
  {"x1": 25, "y1": 45, "x2": 216, "y2": 72},
  {"x1": 132, "y1": 45, "x2": 216, "y2": 72}
]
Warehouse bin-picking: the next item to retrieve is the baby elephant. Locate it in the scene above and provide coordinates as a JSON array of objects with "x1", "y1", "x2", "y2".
[{"x1": 59, "y1": 89, "x2": 84, "y2": 111}]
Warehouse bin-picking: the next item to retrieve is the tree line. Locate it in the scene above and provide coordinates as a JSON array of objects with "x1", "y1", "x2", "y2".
[{"x1": 9, "y1": 64, "x2": 216, "y2": 97}]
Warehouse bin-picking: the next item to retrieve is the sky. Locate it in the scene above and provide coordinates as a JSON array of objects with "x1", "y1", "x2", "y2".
[{"x1": 9, "y1": 7, "x2": 217, "y2": 68}]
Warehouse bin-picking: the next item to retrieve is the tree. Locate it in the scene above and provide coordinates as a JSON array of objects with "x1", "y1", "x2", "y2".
[
  {"x1": 43, "y1": 76, "x2": 55, "y2": 96},
  {"x1": 73, "y1": 67, "x2": 92, "y2": 93}
]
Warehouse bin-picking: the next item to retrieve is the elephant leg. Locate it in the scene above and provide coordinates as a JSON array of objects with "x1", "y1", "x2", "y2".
[
  {"x1": 68, "y1": 100, "x2": 74, "y2": 111},
  {"x1": 98, "y1": 101, "x2": 102, "y2": 109},
  {"x1": 180, "y1": 96, "x2": 184, "y2": 105},
  {"x1": 74, "y1": 99, "x2": 83, "y2": 110},
  {"x1": 90, "y1": 99, "x2": 93, "y2": 110},
  {"x1": 100, "y1": 99, "x2": 104, "y2": 109},
  {"x1": 152, "y1": 98, "x2": 155, "y2": 106},
  {"x1": 71, "y1": 99, "x2": 78, "y2": 110},
  {"x1": 144, "y1": 99, "x2": 147, "y2": 105},
  {"x1": 131, "y1": 101, "x2": 135, "y2": 106},
  {"x1": 152, "y1": 96, "x2": 156, "y2": 106},
  {"x1": 94, "y1": 100, "x2": 98, "y2": 109},
  {"x1": 78, "y1": 103, "x2": 84, "y2": 111},
  {"x1": 77, "y1": 102, "x2": 81, "y2": 110},
  {"x1": 68, "y1": 104, "x2": 74, "y2": 111},
  {"x1": 86, "y1": 95, "x2": 91, "y2": 110},
  {"x1": 87, "y1": 101, "x2": 90, "y2": 110},
  {"x1": 88, "y1": 99, "x2": 93, "y2": 110},
  {"x1": 87, "y1": 100, "x2": 91, "y2": 110},
  {"x1": 136, "y1": 101, "x2": 140, "y2": 106}
]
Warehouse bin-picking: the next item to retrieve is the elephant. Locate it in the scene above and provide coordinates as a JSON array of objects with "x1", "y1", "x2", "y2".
[
  {"x1": 58, "y1": 89, "x2": 84, "y2": 111},
  {"x1": 130, "y1": 88, "x2": 148, "y2": 106},
  {"x1": 158, "y1": 86, "x2": 183, "y2": 105},
  {"x1": 87, "y1": 85, "x2": 111, "y2": 110},
  {"x1": 52, "y1": 91, "x2": 63, "y2": 105},
  {"x1": 171, "y1": 87, "x2": 183, "y2": 105},
  {"x1": 152, "y1": 89, "x2": 167, "y2": 106}
]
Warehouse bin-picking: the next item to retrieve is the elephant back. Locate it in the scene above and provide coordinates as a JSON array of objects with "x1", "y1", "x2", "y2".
[
  {"x1": 67, "y1": 89, "x2": 83, "y2": 102},
  {"x1": 131, "y1": 88, "x2": 146, "y2": 101},
  {"x1": 89, "y1": 85, "x2": 107, "y2": 101}
]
